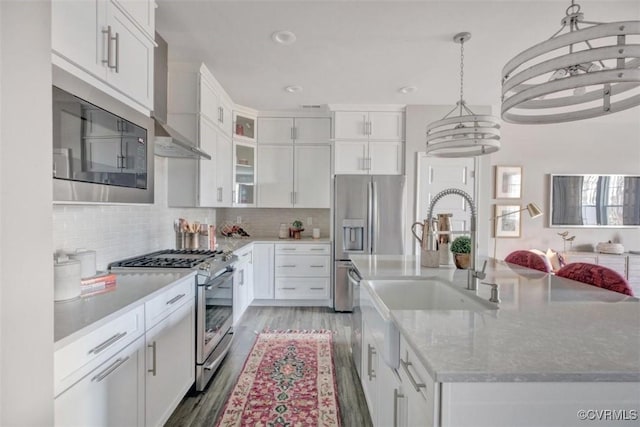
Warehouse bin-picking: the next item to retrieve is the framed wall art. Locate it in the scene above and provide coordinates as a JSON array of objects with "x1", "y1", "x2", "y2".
[
  {"x1": 495, "y1": 166, "x2": 522, "y2": 199},
  {"x1": 494, "y1": 204, "x2": 522, "y2": 238}
]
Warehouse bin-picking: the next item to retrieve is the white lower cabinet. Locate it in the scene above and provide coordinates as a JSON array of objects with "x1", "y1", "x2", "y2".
[
  {"x1": 55, "y1": 335, "x2": 146, "y2": 427},
  {"x1": 361, "y1": 320, "x2": 379, "y2": 426},
  {"x1": 274, "y1": 243, "x2": 330, "y2": 300},
  {"x1": 233, "y1": 245, "x2": 254, "y2": 324},
  {"x1": 144, "y1": 283, "x2": 195, "y2": 427},
  {"x1": 253, "y1": 243, "x2": 275, "y2": 299}
]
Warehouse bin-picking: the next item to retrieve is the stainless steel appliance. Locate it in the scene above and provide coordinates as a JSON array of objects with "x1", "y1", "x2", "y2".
[
  {"x1": 333, "y1": 175, "x2": 406, "y2": 311},
  {"x1": 109, "y1": 249, "x2": 236, "y2": 391},
  {"x1": 52, "y1": 67, "x2": 154, "y2": 204},
  {"x1": 333, "y1": 175, "x2": 405, "y2": 377}
]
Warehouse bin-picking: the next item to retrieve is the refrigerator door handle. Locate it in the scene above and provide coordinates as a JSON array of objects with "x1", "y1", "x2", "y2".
[{"x1": 370, "y1": 180, "x2": 377, "y2": 254}]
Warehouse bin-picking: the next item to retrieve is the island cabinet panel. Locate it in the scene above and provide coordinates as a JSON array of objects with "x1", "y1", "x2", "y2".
[
  {"x1": 253, "y1": 243, "x2": 275, "y2": 300},
  {"x1": 440, "y1": 382, "x2": 640, "y2": 427},
  {"x1": 399, "y1": 336, "x2": 437, "y2": 427}
]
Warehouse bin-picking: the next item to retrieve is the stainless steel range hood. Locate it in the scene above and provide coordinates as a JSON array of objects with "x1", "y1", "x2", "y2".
[{"x1": 153, "y1": 33, "x2": 211, "y2": 160}]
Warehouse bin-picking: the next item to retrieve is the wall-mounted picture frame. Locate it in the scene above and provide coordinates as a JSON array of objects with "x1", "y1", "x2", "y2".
[
  {"x1": 495, "y1": 204, "x2": 522, "y2": 238},
  {"x1": 495, "y1": 166, "x2": 522, "y2": 199}
]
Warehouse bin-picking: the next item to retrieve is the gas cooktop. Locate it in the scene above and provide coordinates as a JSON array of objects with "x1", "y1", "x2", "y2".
[{"x1": 109, "y1": 249, "x2": 225, "y2": 269}]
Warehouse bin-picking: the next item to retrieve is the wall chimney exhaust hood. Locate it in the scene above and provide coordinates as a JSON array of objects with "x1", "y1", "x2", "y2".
[{"x1": 153, "y1": 32, "x2": 211, "y2": 160}]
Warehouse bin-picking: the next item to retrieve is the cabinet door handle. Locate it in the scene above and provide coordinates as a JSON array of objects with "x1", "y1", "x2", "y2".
[
  {"x1": 91, "y1": 356, "x2": 130, "y2": 383},
  {"x1": 232, "y1": 190, "x2": 236, "y2": 203},
  {"x1": 368, "y1": 121, "x2": 372, "y2": 136},
  {"x1": 293, "y1": 127, "x2": 298, "y2": 140},
  {"x1": 362, "y1": 115, "x2": 367, "y2": 136},
  {"x1": 240, "y1": 270, "x2": 244, "y2": 286},
  {"x1": 217, "y1": 187, "x2": 222, "y2": 202},
  {"x1": 291, "y1": 127, "x2": 294, "y2": 140},
  {"x1": 113, "y1": 31, "x2": 120, "y2": 73},
  {"x1": 101, "y1": 26, "x2": 113, "y2": 68},
  {"x1": 367, "y1": 344, "x2": 376, "y2": 380},
  {"x1": 147, "y1": 342, "x2": 157, "y2": 376},
  {"x1": 400, "y1": 358, "x2": 426, "y2": 392},
  {"x1": 166, "y1": 293, "x2": 186, "y2": 305},
  {"x1": 393, "y1": 388, "x2": 405, "y2": 427},
  {"x1": 88, "y1": 331, "x2": 127, "y2": 355}
]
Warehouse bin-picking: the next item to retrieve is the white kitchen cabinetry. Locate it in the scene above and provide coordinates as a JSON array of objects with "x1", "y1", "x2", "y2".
[
  {"x1": 52, "y1": 0, "x2": 155, "y2": 113},
  {"x1": 234, "y1": 245, "x2": 254, "y2": 324},
  {"x1": 399, "y1": 336, "x2": 437, "y2": 427},
  {"x1": 145, "y1": 278, "x2": 195, "y2": 427},
  {"x1": 55, "y1": 335, "x2": 146, "y2": 427},
  {"x1": 167, "y1": 63, "x2": 233, "y2": 207},
  {"x1": 257, "y1": 145, "x2": 331, "y2": 208},
  {"x1": 253, "y1": 243, "x2": 275, "y2": 300},
  {"x1": 258, "y1": 117, "x2": 331, "y2": 144},
  {"x1": 274, "y1": 243, "x2": 330, "y2": 300},
  {"x1": 233, "y1": 108, "x2": 257, "y2": 143},
  {"x1": 334, "y1": 111, "x2": 404, "y2": 141},
  {"x1": 233, "y1": 141, "x2": 257, "y2": 206},
  {"x1": 361, "y1": 319, "x2": 379, "y2": 425},
  {"x1": 333, "y1": 110, "x2": 404, "y2": 175}
]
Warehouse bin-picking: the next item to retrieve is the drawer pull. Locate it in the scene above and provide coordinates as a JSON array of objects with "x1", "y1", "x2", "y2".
[
  {"x1": 310, "y1": 287, "x2": 325, "y2": 290},
  {"x1": 310, "y1": 248, "x2": 326, "y2": 251},
  {"x1": 281, "y1": 287, "x2": 296, "y2": 290},
  {"x1": 280, "y1": 265, "x2": 296, "y2": 268},
  {"x1": 91, "y1": 356, "x2": 130, "y2": 383},
  {"x1": 281, "y1": 248, "x2": 296, "y2": 251},
  {"x1": 166, "y1": 293, "x2": 186, "y2": 305},
  {"x1": 400, "y1": 358, "x2": 426, "y2": 392},
  {"x1": 88, "y1": 331, "x2": 127, "y2": 355},
  {"x1": 310, "y1": 265, "x2": 325, "y2": 268},
  {"x1": 241, "y1": 252, "x2": 251, "y2": 257}
]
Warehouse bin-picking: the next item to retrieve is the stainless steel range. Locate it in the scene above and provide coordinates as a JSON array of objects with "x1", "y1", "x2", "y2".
[{"x1": 109, "y1": 249, "x2": 237, "y2": 391}]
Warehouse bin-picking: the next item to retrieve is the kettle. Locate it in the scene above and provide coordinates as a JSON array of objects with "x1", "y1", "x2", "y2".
[{"x1": 411, "y1": 218, "x2": 438, "y2": 251}]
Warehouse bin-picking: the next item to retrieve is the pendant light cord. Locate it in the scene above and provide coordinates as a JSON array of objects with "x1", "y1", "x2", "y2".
[{"x1": 459, "y1": 37, "x2": 465, "y2": 115}]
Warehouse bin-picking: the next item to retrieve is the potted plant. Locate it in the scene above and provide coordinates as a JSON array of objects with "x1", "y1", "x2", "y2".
[
  {"x1": 450, "y1": 235, "x2": 471, "y2": 269},
  {"x1": 290, "y1": 220, "x2": 304, "y2": 239}
]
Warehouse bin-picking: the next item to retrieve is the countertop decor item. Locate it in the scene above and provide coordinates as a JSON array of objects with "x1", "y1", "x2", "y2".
[
  {"x1": 451, "y1": 235, "x2": 472, "y2": 269},
  {"x1": 426, "y1": 31, "x2": 501, "y2": 158},
  {"x1": 289, "y1": 219, "x2": 304, "y2": 239},
  {"x1": 216, "y1": 330, "x2": 340, "y2": 427},
  {"x1": 558, "y1": 230, "x2": 576, "y2": 253},
  {"x1": 501, "y1": 0, "x2": 640, "y2": 124},
  {"x1": 54, "y1": 255, "x2": 81, "y2": 302},
  {"x1": 596, "y1": 241, "x2": 624, "y2": 254}
]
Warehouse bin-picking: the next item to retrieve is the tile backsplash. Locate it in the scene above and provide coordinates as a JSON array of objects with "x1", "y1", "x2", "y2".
[
  {"x1": 53, "y1": 158, "x2": 216, "y2": 271},
  {"x1": 216, "y1": 208, "x2": 330, "y2": 239}
]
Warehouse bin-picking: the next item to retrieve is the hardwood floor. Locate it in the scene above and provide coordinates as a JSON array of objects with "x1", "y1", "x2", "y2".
[{"x1": 165, "y1": 306, "x2": 373, "y2": 427}]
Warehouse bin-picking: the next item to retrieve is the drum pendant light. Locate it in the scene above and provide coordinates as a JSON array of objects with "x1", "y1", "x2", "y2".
[
  {"x1": 502, "y1": 1, "x2": 640, "y2": 124},
  {"x1": 426, "y1": 32, "x2": 501, "y2": 158}
]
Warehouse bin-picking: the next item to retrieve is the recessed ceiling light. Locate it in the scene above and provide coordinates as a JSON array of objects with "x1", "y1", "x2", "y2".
[
  {"x1": 399, "y1": 86, "x2": 417, "y2": 94},
  {"x1": 271, "y1": 30, "x2": 297, "y2": 45},
  {"x1": 285, "y1": 85, "x2": 302, "y2": 93}
]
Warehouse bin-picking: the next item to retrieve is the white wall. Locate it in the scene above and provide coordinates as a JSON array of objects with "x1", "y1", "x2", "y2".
[
  {"x1": 405, "y1": 105, "x2": 492, "y2": 256},
  {"x1": 488, "y1": 113, "x2": 640, "y2": 258},
  {"x1": 0, "y1": 1, "x2": 54, "y2": 425},
  {"x1": 53, "y1": 157, "x2": 217, "y2": 270}
]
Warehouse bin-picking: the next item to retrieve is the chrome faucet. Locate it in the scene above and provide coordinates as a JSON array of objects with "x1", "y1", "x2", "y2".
[{"x1": 427, "y1": 188, "x2": 485, "y2": 290}]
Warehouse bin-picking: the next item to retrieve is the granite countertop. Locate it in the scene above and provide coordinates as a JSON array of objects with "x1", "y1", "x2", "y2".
[
  {"x1": 54, "y1": 270, "x2": 196, "y2": 349},
  {"x1": 352, "y1": 255, "x2": 640, "y2": 383}
]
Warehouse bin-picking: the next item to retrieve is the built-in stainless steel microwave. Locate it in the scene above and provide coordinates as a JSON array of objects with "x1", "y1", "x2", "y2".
[{"x1": 52, "y1": 68, "x2": 154, "y2": 204}]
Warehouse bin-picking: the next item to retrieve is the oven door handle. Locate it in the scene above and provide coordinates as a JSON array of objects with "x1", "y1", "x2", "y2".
[{"x1": 202, "y1": 270, "x2": 234, "y2": 289}]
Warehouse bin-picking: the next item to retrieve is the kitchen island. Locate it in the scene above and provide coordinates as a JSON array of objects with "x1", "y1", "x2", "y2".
[{"x1": 351, "y1": 254, "x2": 640, "y2": 426}]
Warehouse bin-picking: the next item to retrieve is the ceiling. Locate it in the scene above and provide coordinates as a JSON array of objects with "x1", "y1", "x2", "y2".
[{"x1": 156, "y1": 0, "x2": 640, "y2": 113}]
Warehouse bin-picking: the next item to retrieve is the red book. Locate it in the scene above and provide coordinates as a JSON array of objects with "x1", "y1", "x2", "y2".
[{"x1": 80, "y1": 273, "x2": 117, "y2": 295}]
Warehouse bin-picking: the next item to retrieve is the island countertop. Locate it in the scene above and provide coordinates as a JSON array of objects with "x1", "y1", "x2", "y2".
[{"x1": 352, "y1": 255, "x2": 640, "y2": 383}]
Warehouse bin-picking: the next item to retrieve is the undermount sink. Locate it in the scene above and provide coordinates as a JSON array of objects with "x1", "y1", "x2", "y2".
[{"x1": 368, "y1": 279, "x2": 498, "y2": 313}]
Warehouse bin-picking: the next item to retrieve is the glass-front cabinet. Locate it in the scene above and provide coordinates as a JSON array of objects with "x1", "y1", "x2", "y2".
[
  {"x1": 233, "y1": 111, "x2": 256, "y2": 142},
  {"x1": 233, "y1": 141, "x2": 256, "y2": 206}
]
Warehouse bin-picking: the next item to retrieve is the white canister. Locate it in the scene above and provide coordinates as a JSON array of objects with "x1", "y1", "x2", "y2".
[
  {"x1": 69, "y1": 249, "x2": 97, "y2": 278},
  {"x1": 54, "y1": 258, "x2": 81, "y2": 301},
  {"x1": 312, "y1": 228, "x2": 320, "y2": 239}
]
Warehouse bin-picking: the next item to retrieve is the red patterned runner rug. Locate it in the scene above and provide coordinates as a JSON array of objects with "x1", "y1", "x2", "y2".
[{"x1": 216, "y1": 330, "x2": 341, "y2": 427}]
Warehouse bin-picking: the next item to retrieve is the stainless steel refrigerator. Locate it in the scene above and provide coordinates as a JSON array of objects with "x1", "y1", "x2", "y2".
[{"x1": 333, "y1": 175, "x2": 405, "y2": 312}]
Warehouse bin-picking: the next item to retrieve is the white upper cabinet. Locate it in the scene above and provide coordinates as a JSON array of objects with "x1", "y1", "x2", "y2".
[
  {"x1": 294, "y1": 145, "x2": 331, "y2": 208},
  {"x1": 258, "y1": 117, "x2": 331, "y2": 144},
  {"x1": 51, "y1": 0, "x2": 155, "y2": 113},
  {"x1": 333, "y1": 109, "x2": 404, "y2": 175},
  {"x1": 257, "y1": 116, "x2": 331, "y2": 208}
]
